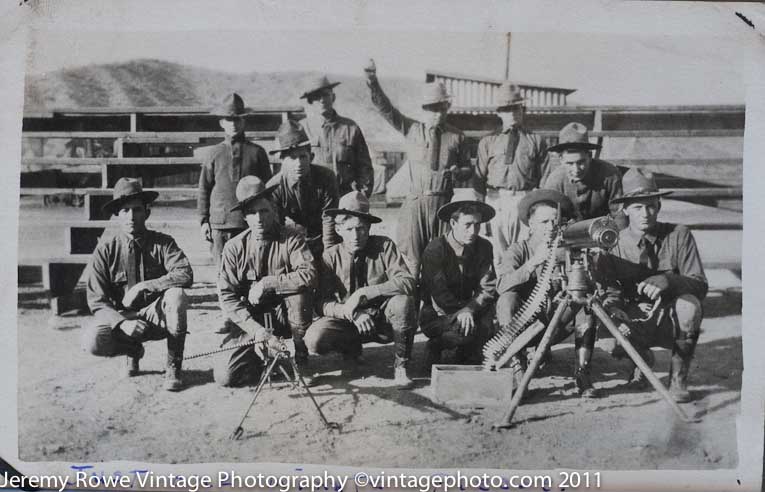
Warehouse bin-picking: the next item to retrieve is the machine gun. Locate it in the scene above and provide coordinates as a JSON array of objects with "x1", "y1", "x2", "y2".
[{"x1": 482, "y1": 216, "x2": 699, "y2": 428}]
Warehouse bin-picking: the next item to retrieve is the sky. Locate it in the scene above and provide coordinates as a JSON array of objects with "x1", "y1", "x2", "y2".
[{"x1": 25, "y1": 29, "x2": 751, "y2": 106}]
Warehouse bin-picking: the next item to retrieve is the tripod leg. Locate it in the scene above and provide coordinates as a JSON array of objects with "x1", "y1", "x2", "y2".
[
  {"x1": 229, "y1": 354, "x2": 282, "y2": 440},
  {"x1": 493, "y1": 297, "x2": 571, "y2": 429},
  {"x1": 289, "y1": 358, "x2": 339, "y2": 431},
  {"x1": 590, "y1": 299, "x2": 699, "y2": 423}
]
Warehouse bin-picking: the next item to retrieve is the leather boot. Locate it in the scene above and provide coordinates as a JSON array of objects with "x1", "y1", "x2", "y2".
[
  {"x1": 424, "y1": 339, "x2": 442, "y2": 368},
  {"x1": 669, "y1": 336, "x2": 697, "y2": 403},
  {"x1": 124, "y1": 344, "x2": 144, "y2": 378},
  {"x1": 164, "y1": 334, "x2": 185, "y2": 392},
  {"x1": 574, "y1": 347, "x2": 600, "y2": 398},
  {"x1": 393, "y1": 355, "x2": 414, "y2": 389}
]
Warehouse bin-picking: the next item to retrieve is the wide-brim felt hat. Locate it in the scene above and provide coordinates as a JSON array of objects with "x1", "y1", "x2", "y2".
[
  {"x1": 300, "y1": 75, "x2": 341, "y2": 100},
  {"x1": 230, "y1": 176, "x2": 279, "y2": 212},
  {"x1": 610, "y1": 168, "x2": 672, "y2": 204},
  {"x1": 437, "y1": 188, "x2": 495, "y2": 223},
  {"x1": 325, "y1": 191, "x2": 382, "y2": 223},
  {"x1": 421, "y1": 81, "x2": 452, "y2": 109},
  {"x1": 101, "y1": 178, "x2": 159, "y2": 215},
  {"x1": 517, "y1": 189, "x2": 575, "y2": 225},
  {"x1": 495, "y1": 81, "x2": 526, "y2": 110},
  {"x1": 268, "y1": 120, "x2": 312, "y2": 155},
  {"x1": 547, "y1": 122, "x2": 601, "y2": 153},
  {"x1": 209, "y1": 92, "x2": 255, "y2": 118}
]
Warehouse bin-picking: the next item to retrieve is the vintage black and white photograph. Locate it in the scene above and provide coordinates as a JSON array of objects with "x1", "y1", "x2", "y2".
[{"x1": 2, "y1": 0, "x2": 764, "y2": 488}]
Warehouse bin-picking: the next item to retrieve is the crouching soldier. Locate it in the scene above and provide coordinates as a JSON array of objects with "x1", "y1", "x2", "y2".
[
  {"x1": 82, "y1": 178, "x2": 193, "y2": 391},
  {"x1": 420, "y1": 191, "x2": 497, "y2": 365},
  {"x1": 215, "y1": 176, "x2": 318, "y2": 387},
  {"x1": 305, "y1": 191, "x2": 417, "y2": 388},
  {"x1": 600, "y1": 169, "x2": 707, "y2": 402},
  {"x1": 496, "y1": 189, "x2": 600, "y2": 398}
]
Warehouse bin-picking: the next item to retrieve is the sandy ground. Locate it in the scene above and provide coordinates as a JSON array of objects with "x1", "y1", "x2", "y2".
[{"x1": 15, "y1": 199, "x2": 743, "y2": 468}]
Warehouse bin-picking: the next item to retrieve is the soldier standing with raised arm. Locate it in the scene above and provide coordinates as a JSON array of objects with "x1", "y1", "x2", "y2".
[{"x1": 364, "y1": 59, "x2": 472, "y2": 277}]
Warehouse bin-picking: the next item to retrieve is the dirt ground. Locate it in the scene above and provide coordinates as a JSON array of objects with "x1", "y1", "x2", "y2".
[{"x1": 15, "y1": 200, "x2": 743, "y2": 469}]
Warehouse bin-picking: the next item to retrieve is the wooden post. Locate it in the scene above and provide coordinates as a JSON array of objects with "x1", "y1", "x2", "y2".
[
  {"x1": 130, "y1": 113, "x2": 138, "y2": 133},
  {"x1": 593, "y1": 109, "x2": 603, "y2": 132}
]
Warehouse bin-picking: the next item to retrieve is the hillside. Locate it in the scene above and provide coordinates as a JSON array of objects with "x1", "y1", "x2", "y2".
[{"x1": 23, "y1": 59, "x2": 426, "y2": 146}]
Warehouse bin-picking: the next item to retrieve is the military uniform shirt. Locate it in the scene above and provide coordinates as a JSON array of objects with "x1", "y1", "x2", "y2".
[
  {"x1": 421, "y1": 233, "x2": 497, "y2": 315},
  {"x1": 543, "y1": 158, "x2": 623, "y2": 220},
  {"x1": 319, "y1": 235, "x2": 415, "y2": 319},
  {"x1": 218, "y1": 226, "x2": 318, "y2": 336},
  {"x1": 476, "y1": 127, "x2": 549, "y2": 194},
  {"x1": 198, "y1": 134, "x2": 272, "y2": 229},
  {"x1": 86, "y1": 230, "x2": 194, "y2": 329}
]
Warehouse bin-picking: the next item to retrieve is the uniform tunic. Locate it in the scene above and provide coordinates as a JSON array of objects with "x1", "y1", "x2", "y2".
[
  {"x1": 542, "y1": 158, "x2": 623, "y2": 221},
  {"x1": 366, "y1": 75, "x2": 472, "y2": 272},
  {"x1": 308, "y1": 110, "x2": 374, "y2": 197},
  {"x1": 267, "y1": 165, "x2": 340, "y2": 254}
]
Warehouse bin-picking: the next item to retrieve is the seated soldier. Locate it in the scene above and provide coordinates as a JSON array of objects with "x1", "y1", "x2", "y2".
[
  {"x1": 420, "y1": 190, "x2": 497, "y2": 365},
  {"x1": 267, "y1": 120, "x2": 340, "y2": 258},
  {"x1": 215, "y1": 176, "x2": 318, "y2": 387},
  {"x1": 305, "y1": 191, "x2": 417, "y2": 388},
  {"x1": 496, "y1": 189, "x2": 601, "y2": 398},
  {"x1": 82, "y1": 178, "x2": 193, "y2": 392},
  {"x1": 600, "y1": 169, "x2": 707, "y2": 402}
]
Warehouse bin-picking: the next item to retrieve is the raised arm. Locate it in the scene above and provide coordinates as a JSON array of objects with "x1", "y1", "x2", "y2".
[{"x1": 364, "y1": 59, "x2": 416, "y2": 136}]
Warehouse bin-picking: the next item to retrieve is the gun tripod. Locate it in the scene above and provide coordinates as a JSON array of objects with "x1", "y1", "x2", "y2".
[
  {"x1": 493, "y1": 284, "x2": 700, "y2": 429},
  {"x1": 229, "y1": 338, "x2": 340, "y2": 440}
]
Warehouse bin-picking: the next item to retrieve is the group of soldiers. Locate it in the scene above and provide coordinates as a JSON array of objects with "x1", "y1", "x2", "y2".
[{"x1": 80, "y1": 61, "x2": 707, "y2": 406}]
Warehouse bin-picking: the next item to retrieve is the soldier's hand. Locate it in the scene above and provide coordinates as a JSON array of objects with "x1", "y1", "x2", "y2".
[
  {"x1": 122, "y1": 282, "x2": 148, "y2": 309},
  {"x1": 248, "y1": 281, "x2": 271, "y2": 305},
  {"x1": 201, "y1": 222, "x2": 212, "y2": 243},
  {"x1": 608, "y1": 307, "x2": 631, "y2": 324},
  {"x1": 343, "y1": 289, "x2": 368, "y2": 320},
  {"x1": 528, "y1": 245, "x2": 549, "y2": 269},
  {"x1": 638, "y1": 275, "x2": 669, "y2": 301},
  {"x1": 119, "y1": 318, "x2": 150, "y2": 339},
  {"x1": 455, "y1": 308, "x2": 475, "y2": 337},
  {"x1": 364, "y1": 58, "x2": 377, "y2": 77},
  {"x1": 353, "y1": 312, "x2": 375, "y2": 336}
]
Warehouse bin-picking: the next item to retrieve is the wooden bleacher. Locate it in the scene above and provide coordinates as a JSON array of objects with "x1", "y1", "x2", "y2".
[{"x1": 18, "y1": 104, "x2": 743, "y2": 316}]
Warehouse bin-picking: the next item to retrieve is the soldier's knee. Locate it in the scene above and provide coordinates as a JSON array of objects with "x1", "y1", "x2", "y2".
[
  {"x1": 163, "y1": 288, "x2": 188, "y2": 311},
  {"x1": 81, "y1": 320, "x2": 115, "y2": 356},
  {"x1": 386, "y1": 295, "x2": 416, "y2": 326},
  {"x1": 497, "y1": 292, "x2": 521, "y2": 326},
  {"x1": 286, "y1": 292, "x2": 314, "y2": 330},
  {"x1": 674, "y1": 294, "x2": 702, "y2": 333}
]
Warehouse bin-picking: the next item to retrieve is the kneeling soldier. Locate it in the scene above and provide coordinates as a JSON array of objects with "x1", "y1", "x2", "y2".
[
  {"x1": 496, "y1": 189, "x2": 600, "y2": 397},
  {"x1": 305, "y1": 191, "x2": 417, "y2": 388},
  {"x1": 601, "y1": 169, "x2": 707, "y2": 402},
  {"x1": 216, "y1": 176, "x2": 318, "y2": 387},
  {"x1": 82, "y1": 178, "x2": 194, "y2": 391},
  {"x1": 420, "y1": 191, "x2": 498, "y2": 365}
]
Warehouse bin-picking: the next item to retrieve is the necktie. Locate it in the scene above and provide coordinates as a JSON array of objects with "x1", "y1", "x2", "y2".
[
  {"x1": 349, "y1": 253, "x2": 365, "y2": 294},
  {"x1": 504, "y1": 128, "x2": 519, "y2": 166},
  {"x1": 639, "y1": 238, "x2": 658, "y2": 271},
  {"x1": 427, "y1": 126, "x2": 441, "y2": 171},
  {"x1": 127, "y1": 239, "x2": 141, "y2": 289},
  {"x1": 256, "y1": 241, "x2": 271, "y2": 280},
  {"x1": 231, "y1": 133, "x2": 244, "y2": 181}
]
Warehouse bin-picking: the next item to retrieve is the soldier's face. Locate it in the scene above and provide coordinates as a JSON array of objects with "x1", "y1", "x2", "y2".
[
  {"x1": 450, "y1": 212, "x2": 482, "y2": 246},
  {"x1": 117, "y1": 198, "x2": 149, "y2": 236},
  {"x1": 624, "y1": 198, "x2": 660, "y2": 234},
  {"x1": 560, "y1": 150, "x2": 592, "y2": 183},
  {"x1": 309, "y1": 90, "x2": 335, "y2": 113},
  {"x1": 422, "y1": 103, "x2": 448, "y2": 127},
  {"x1": 528, "y1": 204, "x2": 558, "y2": 238},
  {"x1": 244, "y1": 198, "x2": 277, "y2": 236},
  {"x1": 282, "y1": 147, "x2": 312, "y2": 182},
  {"x1": 335, "y1": 216, "x2": 371, "y2": 253},
  {"x1": 219, "y1": 117, "x2": 245, "y2": 136},
  {"x1": 497, "y1": 105, "x2": 524, "y2": 129}
]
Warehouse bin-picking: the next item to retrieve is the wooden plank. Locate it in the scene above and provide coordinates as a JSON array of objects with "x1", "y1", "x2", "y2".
[
  {"x1": 20, "y1": 187, "x2": 198, "y2": 195},
  {"x1": 463, "y1": 129, "x2": 745, "y2": 138},
  {"x1": 23, "y1": 157, "x2": 202, "y2": 166},
  {"x1": 25, "y1": 105, "x2": 305, "y2": 116},
  {"x1": 23, "y1": 131, "x2": 279, "y2": 140},
  {"x1": 662, "y1": 187, "x2": 742, "y2": 199},
  {"x1": 453, "y1": 104, "x2": 744, "y2": 114},
  {"x1": 22, "y1": 254, "x2": 214, "y2": 267}
]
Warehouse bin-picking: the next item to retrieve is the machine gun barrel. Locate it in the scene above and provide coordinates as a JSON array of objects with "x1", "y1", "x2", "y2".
[{"x1": 561, "y1": 216, "x2": 619, "y2": 250}]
